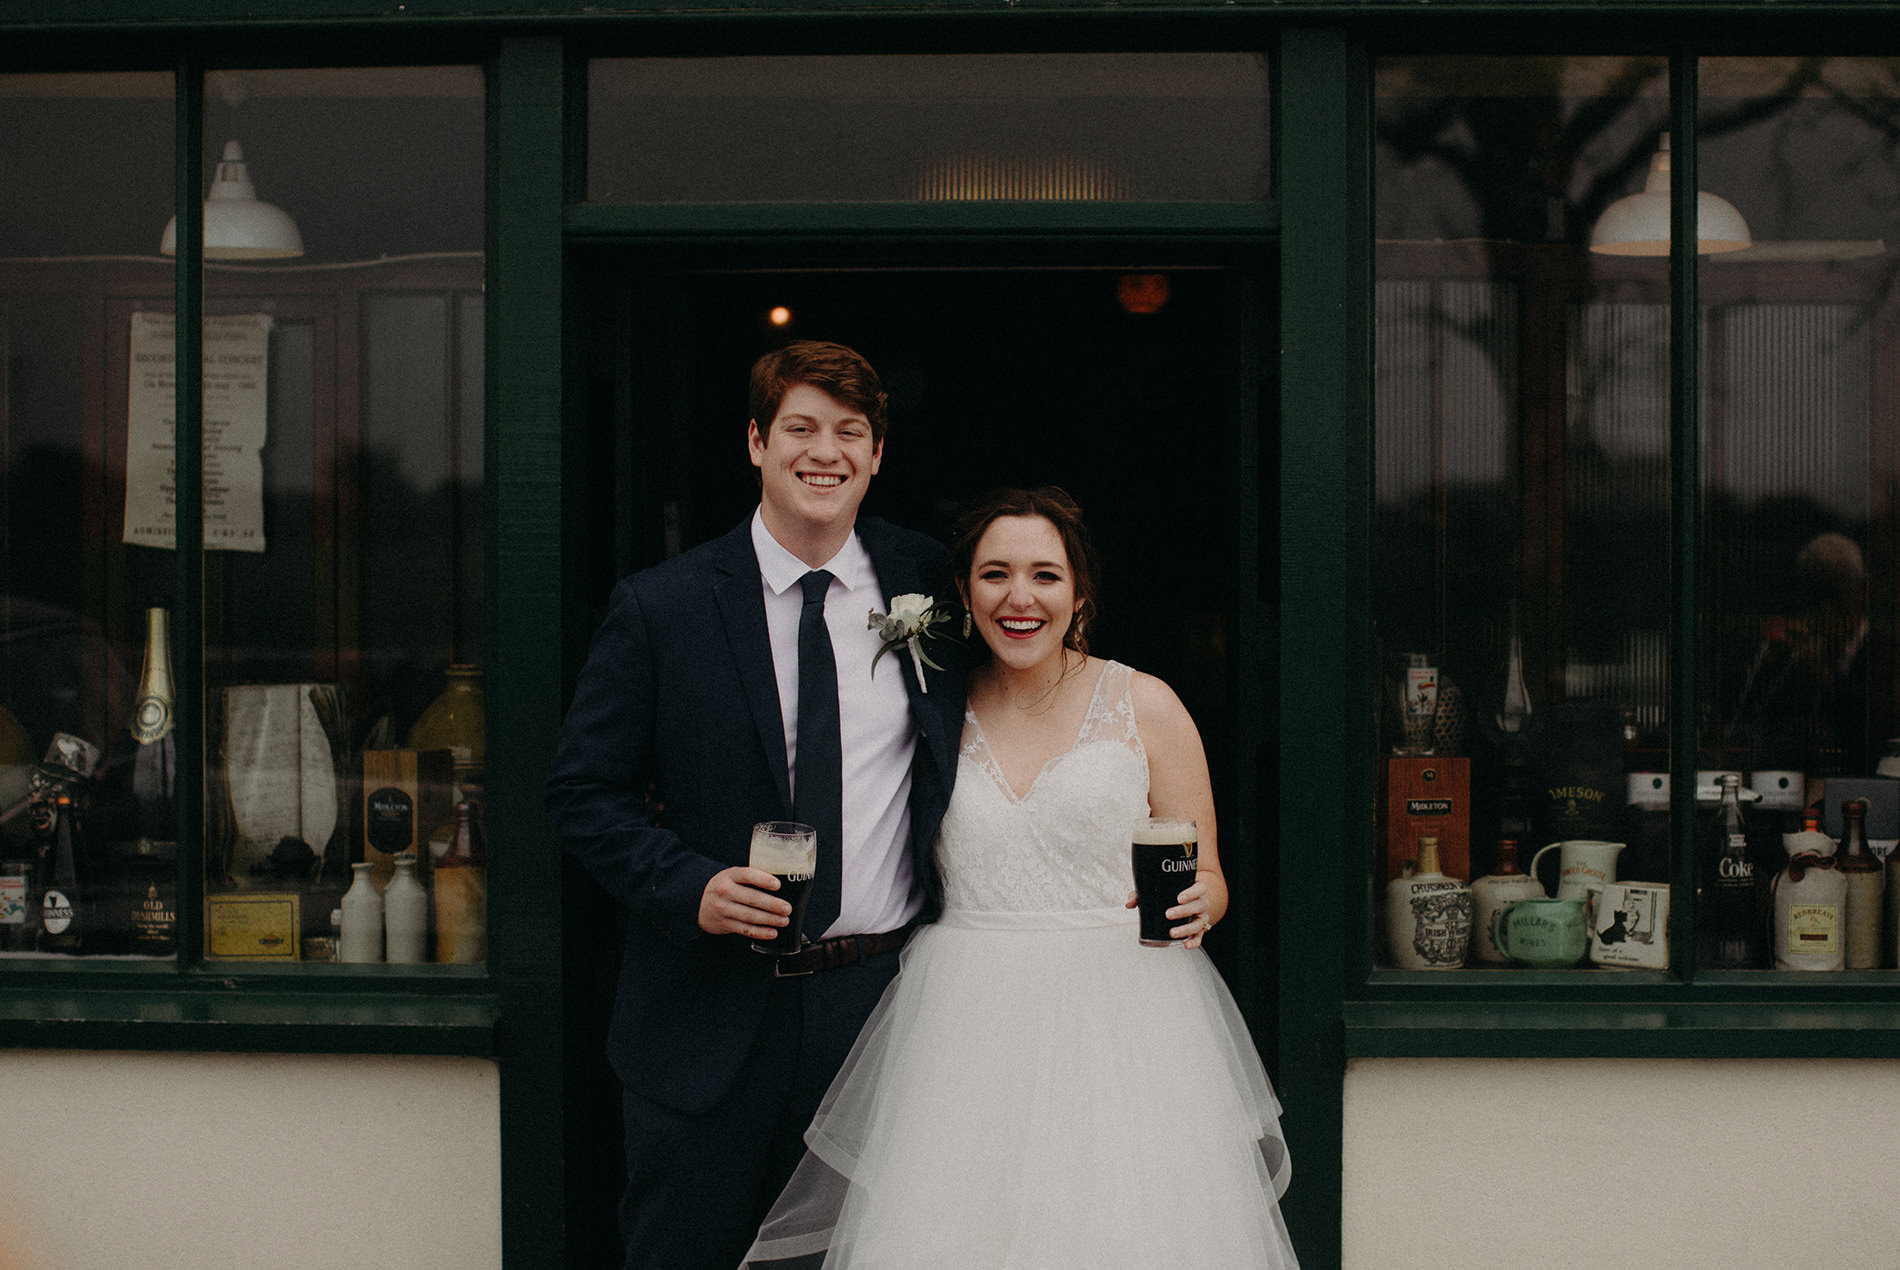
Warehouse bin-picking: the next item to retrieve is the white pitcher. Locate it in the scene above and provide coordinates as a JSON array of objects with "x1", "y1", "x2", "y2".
[{"x1": 1529, "y1": 839, "x2": 1626, "y2": 903}]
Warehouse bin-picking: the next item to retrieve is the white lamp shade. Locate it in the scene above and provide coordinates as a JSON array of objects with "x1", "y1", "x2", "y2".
[
  {"x1": 160, "y1": 140, "x2": 304, "y2": 260},
  {"x1": 1589, "y1": 136, "x2": 1751, "y2": 257}
]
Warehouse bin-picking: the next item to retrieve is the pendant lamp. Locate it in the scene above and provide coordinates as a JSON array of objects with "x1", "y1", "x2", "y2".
[
  {"x1": 1589, "y1": 133, "x2": 1750, "y2": 257},
  {"x1": 161, "y1": 140, "x2": 304, "y2": 260}
]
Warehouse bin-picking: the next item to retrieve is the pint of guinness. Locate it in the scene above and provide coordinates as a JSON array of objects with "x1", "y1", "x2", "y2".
[
  {"x1": 749, "y1": 820, "x2": 817, "y2": 955},
  {"x1": 1132, "y1": 816, "x2": 1198, "y2": 946}
]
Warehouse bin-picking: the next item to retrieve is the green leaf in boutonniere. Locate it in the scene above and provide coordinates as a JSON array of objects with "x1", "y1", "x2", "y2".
[{"x1": 868, "y1": 593, "x2": 952, "y2": 693}]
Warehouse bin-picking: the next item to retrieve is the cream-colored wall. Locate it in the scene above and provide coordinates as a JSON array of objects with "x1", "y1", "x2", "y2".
[
  {"x1": 1343, "y1": 1057, "x2": 1900, "y2": 1270},
  {"x1": 0, "y1": 1051, "x2": 501, "y2": 1270}
]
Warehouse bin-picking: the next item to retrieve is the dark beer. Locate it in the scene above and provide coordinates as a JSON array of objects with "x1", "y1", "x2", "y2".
[
  {"x1": 748, "y1": 821, "x2": 817, "y2": 955},
  {"x1": 1132, "y1": 816, "x2": 1198, "y2": 946}
]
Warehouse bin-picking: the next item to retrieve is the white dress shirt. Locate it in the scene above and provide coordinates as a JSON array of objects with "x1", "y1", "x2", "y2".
[{"x1": 752, "y1": 509, "x2": 922, "y2": 938}]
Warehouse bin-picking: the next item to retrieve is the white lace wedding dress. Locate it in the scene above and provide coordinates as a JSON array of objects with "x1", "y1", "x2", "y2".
[{"x1": 742, "y1": 661, "x2": 1299, "y2": 1269}]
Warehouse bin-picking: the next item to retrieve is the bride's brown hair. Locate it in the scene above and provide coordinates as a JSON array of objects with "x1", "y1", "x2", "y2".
[{"x1": 947, "y1": 486, "x2": 1100, "y2": 658}]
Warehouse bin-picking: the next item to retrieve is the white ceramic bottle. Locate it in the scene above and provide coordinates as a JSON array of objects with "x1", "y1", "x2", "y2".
[
  {"x1": 339, "y1": 861, "x2": 384, "y2": 963},
  {"x1": 1772, "y1": 810, "x2": 1844, "y2": 972},
  {"x1": 1385, "y1": 836, "x2": 1472, "y2": 969},
  {"x1": 1469, "y1": 839, "x2": 1545, "y2": 965},
  {"x1": 384, "y1": 854, "x2": 429, "y2": 965}
]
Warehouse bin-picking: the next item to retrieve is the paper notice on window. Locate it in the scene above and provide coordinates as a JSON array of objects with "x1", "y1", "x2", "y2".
[{"x1": 124, "y1": 312, "x2": 269, "y2": 553}]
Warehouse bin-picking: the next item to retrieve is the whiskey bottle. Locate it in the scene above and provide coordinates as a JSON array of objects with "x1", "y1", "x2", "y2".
[
  {"x1": 1700, "y1": 772, "x2": 1763, "y2": 968},
  {"x1": 1838, "y1": 797, "x2": 1883, "y2": 971},
  {"x1": 433, "y1": 799, "x2": 486, "y2": 964}
]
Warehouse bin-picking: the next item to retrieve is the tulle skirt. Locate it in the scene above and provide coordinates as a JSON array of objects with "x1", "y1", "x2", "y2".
[{"x1": 742, "y1": 906, "x2": 1299, "y2": 1269}]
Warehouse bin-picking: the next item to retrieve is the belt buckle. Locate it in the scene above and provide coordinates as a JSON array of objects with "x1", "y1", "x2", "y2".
[{"x1": 771, "y1": 937, "x2": 818, "y2": 978}]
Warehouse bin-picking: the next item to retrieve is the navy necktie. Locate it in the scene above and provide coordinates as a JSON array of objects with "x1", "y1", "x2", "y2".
[{"x1": 793, "y1": 569, "x2": 843, "y2": 938}]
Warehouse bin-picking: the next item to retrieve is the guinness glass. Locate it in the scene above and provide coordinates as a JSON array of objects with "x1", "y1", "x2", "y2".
[
  {"x1": 749, "y1": 820, "x2": 816, "y2": 955},
  {"x1": 1132, "y1": 816, "x2": 1198, "y2": 946}
]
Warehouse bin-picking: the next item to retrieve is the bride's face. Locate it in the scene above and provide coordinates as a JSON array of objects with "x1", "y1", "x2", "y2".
[{"x1": 965, "y1": 514, "x2": 1081, "y2": 672}]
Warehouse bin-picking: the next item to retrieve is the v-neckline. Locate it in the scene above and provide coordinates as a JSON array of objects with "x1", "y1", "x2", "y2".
[{"x1": 965, "y1": 662, "x2": 1109, "y2": 803}]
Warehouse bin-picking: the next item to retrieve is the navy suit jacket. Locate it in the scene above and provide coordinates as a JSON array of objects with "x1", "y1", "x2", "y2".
[{"x1": 545, "y1": 515, "x2": 966, "y2": 1114}]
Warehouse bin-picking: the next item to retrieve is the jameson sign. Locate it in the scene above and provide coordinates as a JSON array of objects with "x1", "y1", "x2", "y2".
[{"x1": 124, "y1": 312, "x2": 269, "y2": 553}]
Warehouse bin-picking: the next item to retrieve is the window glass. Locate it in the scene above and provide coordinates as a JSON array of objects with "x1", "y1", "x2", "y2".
[
  {"x1": 194, "y1": 67, "x2": 486, "y2": 966},
  {"x1": 0, "y1": 72, "x2": 173, "y2": 959},
  {"x1": 1698, "y1": 58, "x2": 1900, "y2": 971},
  {"x1": 1373, "y1": 56, "x2": 1673, "y2": 971},
  {"x1": 587, "y1": 53, "x2": 1270, "y2": 203},
  {"x1": 0, "y1": 66, "x2": 486, "y2": 966}
]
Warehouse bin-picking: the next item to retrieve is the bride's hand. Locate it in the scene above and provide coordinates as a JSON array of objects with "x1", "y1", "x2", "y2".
[{"x1": 1167, "y1": 880, "x2": 1214, "y2": 950}]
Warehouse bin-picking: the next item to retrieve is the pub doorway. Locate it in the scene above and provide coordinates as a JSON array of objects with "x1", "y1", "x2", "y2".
[{"x1": 561, "y1": 248, "x2": 1278, "y2": 1262}]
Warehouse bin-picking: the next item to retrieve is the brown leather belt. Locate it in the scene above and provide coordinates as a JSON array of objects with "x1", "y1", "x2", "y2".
[{"x1": 770, "y1": 923, "x2": 916, "y2": 978}]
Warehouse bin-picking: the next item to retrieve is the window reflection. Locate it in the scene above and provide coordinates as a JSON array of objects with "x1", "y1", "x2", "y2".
[
  {"x1": 0, "y1": 67, "x2": 487, "y2": 966},
  {"x1": 1374, "y1": 57, "x2": 1673, "y2": 971},
  {"x1": 1700, "y1": 58, "x2": 1900, "y2": 971}
]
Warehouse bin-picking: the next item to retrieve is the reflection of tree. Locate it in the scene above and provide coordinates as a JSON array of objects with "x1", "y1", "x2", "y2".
[{"x1": 1373, "y1": 58, "x2": 1877, "y2": 734}]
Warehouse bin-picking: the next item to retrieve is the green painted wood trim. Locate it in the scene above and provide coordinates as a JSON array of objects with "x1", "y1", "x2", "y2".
[
  {"x1": 1275, "y1": 25, "x2": 1366, "y2": 1270},
  {"x1": 0, "y1": 991, "x2": 499, "y2": 1055},
  {"x1": 8, "y1": 0, "x2": 1900, "y2": 32},
  {"x1": 487, "y1": 35, "x2": 572, "y2": 1270},
  {"x1": 172, "y1": 55, "x2": 208, "y2": 970},
  {"x1": 567, "y1": 202, "x2": 1279, "y2": 240},
  {"x1": 1345, "y1": 1000, "x2": 1900, "y2": 1058}
]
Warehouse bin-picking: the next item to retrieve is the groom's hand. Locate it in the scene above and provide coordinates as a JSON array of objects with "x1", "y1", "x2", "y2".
[{"x1": 699, "y1": 867, "x2": 794, "y2": 939}]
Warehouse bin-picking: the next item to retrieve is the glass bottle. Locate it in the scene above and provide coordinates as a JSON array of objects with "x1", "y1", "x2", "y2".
[
  {"x1": 1838, "y1": 797, "x2": 1883, "y2": 971},
  {"x1": 36, "y1": 791, "x2": 85, "y2": 955},
  {"x1": 1700, "y1": 772, "x2": 1763, "y2": 968},
  {"x1": 0, "y1": 859, "x2": 33, "y2": 952},
  {"x1": 127, "y1": 606, "x2": 177, "y2": 856},
  {"x1": 433, "y1": 800, "x2": 486, "y2": 965},
  {"x1": 383, "y1": 854, "x2": 428, "y2": 965},
  {"x1": 406, "y1": 665, "x2": 485, "y2": 796}
]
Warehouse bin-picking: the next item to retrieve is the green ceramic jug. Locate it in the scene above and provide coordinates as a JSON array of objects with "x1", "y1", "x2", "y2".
[{"x1": 1492, "y1": 896, "x2": 1589, "y2": 969}]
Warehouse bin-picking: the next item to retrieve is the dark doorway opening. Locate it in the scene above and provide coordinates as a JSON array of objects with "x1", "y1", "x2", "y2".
[{"x1": 562, "y1": 250, "x2": 1275, "y2": 1265}]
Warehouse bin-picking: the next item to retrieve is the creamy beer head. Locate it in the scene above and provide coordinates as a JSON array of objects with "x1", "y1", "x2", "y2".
[
  {"x1": 749, "y1": 821, "x2": 816, "y2": 877},
  {"x1": 1134, "y1": 817, "x2": 1197, "y2": 849}
]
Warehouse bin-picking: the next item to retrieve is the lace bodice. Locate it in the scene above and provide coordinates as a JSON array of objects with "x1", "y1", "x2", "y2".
[{"x1": 936, "y1": 660, "x2": 1149, "y2": 915}]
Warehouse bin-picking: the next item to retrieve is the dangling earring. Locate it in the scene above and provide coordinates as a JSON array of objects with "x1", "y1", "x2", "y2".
[{"x1": 962, "y1": 609, "x2": 973, "y2": 639}]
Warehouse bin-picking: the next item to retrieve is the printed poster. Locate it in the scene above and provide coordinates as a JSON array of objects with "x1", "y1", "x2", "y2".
[{"x1": 124, "y1": 312, "x2": 269, "y2": 553}]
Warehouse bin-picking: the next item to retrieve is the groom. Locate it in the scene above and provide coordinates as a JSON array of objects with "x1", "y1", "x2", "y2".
[{"x1": 545, "y1": 340, "x2": 965, "y2": 1270}]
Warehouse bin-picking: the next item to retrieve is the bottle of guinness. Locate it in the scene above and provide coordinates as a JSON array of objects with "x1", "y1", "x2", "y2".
[
  {"x1": 1700, "y1": 772, "x2": 1763, "y2": 968},
  {"x1": 36, "y1": 790, "x2": 85, "y2": 954}
]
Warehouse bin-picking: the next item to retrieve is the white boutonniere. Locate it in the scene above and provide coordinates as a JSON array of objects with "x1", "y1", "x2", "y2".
[{"x1": 868, "y1": 594, "x2": 952, "y2": 693}]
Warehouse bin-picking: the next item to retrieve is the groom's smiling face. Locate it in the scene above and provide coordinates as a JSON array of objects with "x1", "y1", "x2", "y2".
[{"x1": 749, "y1": 382, "x2": 883, "y2": 559}]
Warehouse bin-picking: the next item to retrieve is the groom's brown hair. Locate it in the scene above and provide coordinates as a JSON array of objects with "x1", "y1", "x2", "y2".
[{"x1": 748, "y1": 340, "x2": 891, "y2": 446}]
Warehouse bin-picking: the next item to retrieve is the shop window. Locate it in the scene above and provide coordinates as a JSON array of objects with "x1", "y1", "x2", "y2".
[
  {"x1": 586, "y1": 53, "x2": 1270, "y2": 204},
  {"x1": 1373, "y1": 54, "x2": 1900, "y2": 976},
  {"x1": 0, "y1": 66, "x2": 487, "y2": 968}
]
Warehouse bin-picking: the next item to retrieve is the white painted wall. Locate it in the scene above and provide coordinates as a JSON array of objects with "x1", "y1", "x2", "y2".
[
  {"x1": 1344, "y1": 1057, "x2": 1900, "y2": 1270},
  {"x1": 0, "y1": 1051, "x2": 501, "y2": 1270}
]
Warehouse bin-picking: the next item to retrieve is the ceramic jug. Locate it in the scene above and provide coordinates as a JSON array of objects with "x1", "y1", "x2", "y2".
[
  {"x1": 1493, "y1": 896, "x2": 1589, "y2": 968},
  {"x1": 1385, "y1": 836, "x2": 1472, "y2": 969},
  {"x1": 1469, "y1": 840, "x2": 1545, "y2": 965},
  {"x1": 1529, "y1": 839, "x2": 1626, "y2": 903}
]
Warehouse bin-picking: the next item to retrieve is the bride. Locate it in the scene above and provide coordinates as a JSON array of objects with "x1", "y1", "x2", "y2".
[{"x1": 743, "y1": 486, "x2": 1299, "y2": 1269}]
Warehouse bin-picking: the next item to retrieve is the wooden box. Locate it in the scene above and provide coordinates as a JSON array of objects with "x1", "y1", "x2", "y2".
[
  {"x1": 1382, "y1": 756, "x2": 1472, "y2": 881},
  {"x1": 360, "y1": 749, "x2": 455, "y2": 888}
]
